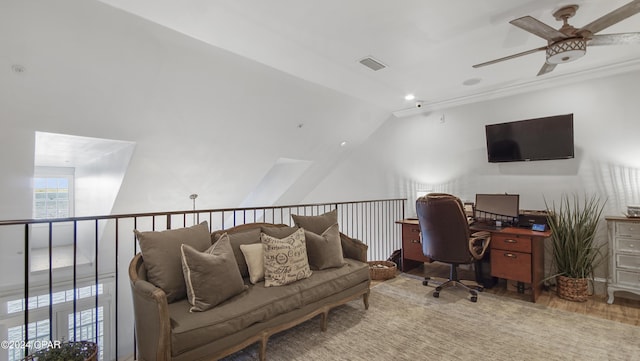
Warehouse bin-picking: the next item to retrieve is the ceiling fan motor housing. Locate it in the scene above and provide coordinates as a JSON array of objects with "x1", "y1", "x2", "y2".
[{"x1": 546, "y1": 38, "x2": 587, "y2": 64}]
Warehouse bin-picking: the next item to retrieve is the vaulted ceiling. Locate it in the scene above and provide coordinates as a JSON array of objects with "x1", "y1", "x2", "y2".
[{"x1": 98, "y1": 0, "x2": 640, "y2": 114}]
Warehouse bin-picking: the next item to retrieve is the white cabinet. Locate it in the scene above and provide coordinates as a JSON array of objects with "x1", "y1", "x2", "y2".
[{"x1": 606, "y1": 217, "x2": 640, "y2": 304}]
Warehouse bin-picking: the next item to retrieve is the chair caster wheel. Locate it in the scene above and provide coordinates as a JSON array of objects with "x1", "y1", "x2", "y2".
[
  {"x1": 433, "y1": 292, "x2": 439, "y2": 298},
  {"x1": 470, "y1": 296, "x2": 477, "y2": 303},
  {"x1": 477, "y1": 286, "x2": 484, "y2": 292},
  {"x1": 422, "y1": 280, "x2": 429, "y2": 286}
]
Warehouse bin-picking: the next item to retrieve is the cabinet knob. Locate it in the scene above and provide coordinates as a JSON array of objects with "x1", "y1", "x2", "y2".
[
  {"x1": 504, "y1": 239, "x2": 517, "y2": 244},
  {"x1": 504, "y1": 253, "x2": 517, "y2": 258}
]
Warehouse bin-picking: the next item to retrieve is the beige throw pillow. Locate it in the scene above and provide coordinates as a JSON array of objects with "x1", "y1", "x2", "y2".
[
  {"x1": 180, "y1": 233, "x2": 247, "y2": 312},
  {"x1": 261, "y1": 228, "x2": 312, "y2": 287},
  {"x1": 240, "y1": 243, "x2": 265, "y2": 284}
]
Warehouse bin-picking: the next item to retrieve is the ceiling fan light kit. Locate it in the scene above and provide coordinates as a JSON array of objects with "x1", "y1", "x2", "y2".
[
  {"x1": 546, "y1": 38, "x2": 586, "y2": 64},
  {"x1": 473, "y1": 0, "x2": 640, "y2": 75}
]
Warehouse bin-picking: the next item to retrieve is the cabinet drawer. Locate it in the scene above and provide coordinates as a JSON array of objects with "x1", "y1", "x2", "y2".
[
  {"x1": 616, "y1": 222, "x2": 640, "y2": 238},
  {"x1": 402, "y1": 223, "x2": 421, "y2": 241},
  {"x1": 617, "y1": 254, "x2": 640, "y2": 271},
  {"x1": 490, "y1": 249, "x2": 531, "y2": 283},
  {"x1": 616, "y1": 238, "x2": 640, "y2": 254},
  {"x1": 491, "y1": 234, "x2": 532, "y2": 253},
  {"x1": 402, "y1": 224, "x2": 429, "y2": 262},
  {"x1": 616, "y1": 270, "x2": 640, "y2": 287},
  {"x1": 402, "y1": 237, "x2": 430, "y2": 262}
]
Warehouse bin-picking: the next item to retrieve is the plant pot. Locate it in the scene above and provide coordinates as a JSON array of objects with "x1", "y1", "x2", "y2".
[
  {"x1": 556, "y1": 275, "x2": 589, "y2": 302},
  {"x1": 24, "y1": 341, "x2": 97, "y2": 361}
]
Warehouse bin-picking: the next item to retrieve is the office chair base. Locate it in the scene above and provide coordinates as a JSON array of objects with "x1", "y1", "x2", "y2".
[{"x1": 423, "y1": 277, "x2": 483, "y2": 302}]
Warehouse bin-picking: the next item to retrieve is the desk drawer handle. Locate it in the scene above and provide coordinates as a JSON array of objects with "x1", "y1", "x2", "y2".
[
  {"x1": 504, "y1": 253, "x2": 517, "y2": 258},
  {"x1": 411, "y1": 228, "x2": 420, "y2": 233},
  {"x1": 504, "y1": 239, "x2": 517, "y2": 244},
  {"x1": 411, "y1": 239, "x2": 421, "y2": 244}
]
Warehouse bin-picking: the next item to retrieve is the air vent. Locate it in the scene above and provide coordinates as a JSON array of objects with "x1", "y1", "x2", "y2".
[{"x1": 359, "y1": 57, "x2": 387, "y2": 71}]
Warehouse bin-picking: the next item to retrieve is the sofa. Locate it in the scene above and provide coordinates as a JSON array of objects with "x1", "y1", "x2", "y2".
[{"x1": 129, "y1": 210, "x2": 371, "y2": 361}]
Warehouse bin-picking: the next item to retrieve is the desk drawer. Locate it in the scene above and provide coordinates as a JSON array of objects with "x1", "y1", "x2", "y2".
[
  {"x1": 402, "y1": 224, "x2": 430, "y2": 262},
  {"x1": 491, "y1": 234, "x2": 532, "y2": 253},
  {"x1": 617, "y1": 254, "x2": 640, "y2": 271},
  {"x1": 491, "y1": 249, "x2": 531, "y2": 283},
  {"x1": 616, "y1": 270, "x2": 640, "y2": 287},
  {"x1": 616, "y1": 238, "x2": 640, "y2": 254},
  {"x1": 616, "y1": 222, "x2": 640, "y2": 238}
]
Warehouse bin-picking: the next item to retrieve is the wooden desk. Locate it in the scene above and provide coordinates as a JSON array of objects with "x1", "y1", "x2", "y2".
[
  {"x1": 395, "y1": 219, "x2": 430, "y2": 272},
  {"x1": 472, "y1": 226, "x2": 551, "y2": 303},
  {"x1": 397, "y1": 219, "x2": 550, "y2": 303}
]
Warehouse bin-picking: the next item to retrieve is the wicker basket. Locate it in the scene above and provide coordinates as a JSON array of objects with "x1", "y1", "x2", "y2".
[
  {"x1": 556, "y1": 275, "x2": 589, "y2": 302},
  {"x1": 368, "y1": 260, "x2": 397, "y2": 280}
]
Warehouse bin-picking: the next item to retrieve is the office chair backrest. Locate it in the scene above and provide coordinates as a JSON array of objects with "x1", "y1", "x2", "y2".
[{"x1": 416, "y1": 193, "x2": 473, "y2": 264}]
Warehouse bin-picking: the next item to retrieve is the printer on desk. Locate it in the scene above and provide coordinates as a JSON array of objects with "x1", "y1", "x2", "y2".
[{"x1": 518, "y1": 210, "x2": 550, "y2": 229}]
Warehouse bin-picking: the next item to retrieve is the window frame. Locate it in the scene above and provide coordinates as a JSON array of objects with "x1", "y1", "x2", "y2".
[{"x1": 33, "y1": 167, "x2": 75, "y2": 219}]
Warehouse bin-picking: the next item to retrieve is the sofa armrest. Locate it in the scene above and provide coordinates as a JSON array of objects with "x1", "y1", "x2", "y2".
[
  {"x1": 340, "y1": 233, "x2": 368, "y2": 262},
  {"x1": 129, "y1": 254, "x2": 172, "y2": 361}
]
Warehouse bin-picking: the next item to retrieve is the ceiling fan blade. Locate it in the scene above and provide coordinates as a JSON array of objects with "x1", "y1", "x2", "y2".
[
  {"x1": 588, "y1": 32, "x2": 640, "y2": 46},
  {"x1": 537, "y1": 62, "x2": 557, "y2": 76},
  {"x1": 510, "y1": 16, "x2": 568, "y2": 41},
  {"x1": 473, "y1": 46, "x2": 547, "y2": 68},
  {"x1": 580, "y1": 0, "x2": 640, "y2": 35}
]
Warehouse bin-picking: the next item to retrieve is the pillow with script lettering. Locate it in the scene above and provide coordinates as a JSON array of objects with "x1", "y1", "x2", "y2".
[{"x1": 261, "y1": 228, "x2": 312, "y2": 287}]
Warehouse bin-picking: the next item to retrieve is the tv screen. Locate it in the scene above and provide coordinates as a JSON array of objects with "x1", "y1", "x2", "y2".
[{"x1": 485, "y1": 114, "x2": 574, "y2": 162}]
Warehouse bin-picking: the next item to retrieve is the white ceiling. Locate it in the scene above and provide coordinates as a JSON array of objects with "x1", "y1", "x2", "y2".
[{"x1": 97, "y1": 0, "x2": 640, "y2": 113}]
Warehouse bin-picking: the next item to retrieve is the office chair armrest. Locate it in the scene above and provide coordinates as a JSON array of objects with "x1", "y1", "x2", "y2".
[{"x1": 469, "y1": 231, "x2": 491, "y2": 260}]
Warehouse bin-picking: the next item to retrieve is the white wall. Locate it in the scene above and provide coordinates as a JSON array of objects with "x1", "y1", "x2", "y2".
[
  {"x1": 0, "y1": 0, "x2": 390, "y2": 221},
  {"x1": 306, "y1": 70, "x2": 640, "y2": 285},
  {"x1": 307, "y1": 70, "x2": 640, "y2": 217}
]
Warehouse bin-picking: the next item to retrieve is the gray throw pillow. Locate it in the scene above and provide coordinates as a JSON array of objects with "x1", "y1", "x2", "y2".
[
  {"x1": 261, "y1": 228, "x2": 312, "y2": 287},
  {"x1": 135, "y1": 221, "x2": 211, "y2": 303},
  {"x1": 260, "y1": 225, "x2": 297, "y2": 239},
  {"x1": 305, "y1": 224, "x2": 345, "y2": 270},
  {"x1": 213, "y1": 228, "x2": 261, "y2": 279},
  {"x1": 291, "y1": 209, "x2": 338, "y2": 234},
  {"x1": 180, "y1": 234, "x2": 247, "y2": 312}
]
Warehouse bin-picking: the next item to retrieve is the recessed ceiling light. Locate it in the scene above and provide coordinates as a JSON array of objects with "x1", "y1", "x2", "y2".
[
  {"x1": 340, "y1": 141, "x2": 347, "y2": 147},
  {"x1": 404, "y1": 94, "x2": 415, "y2": 101},
  {"x1": 462, "y1": 78, "x2": 482, "y2": 86}
]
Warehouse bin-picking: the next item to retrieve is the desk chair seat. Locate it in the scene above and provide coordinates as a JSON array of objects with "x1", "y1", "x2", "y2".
[{"x1": 416, "y1": 193, "x2": 491, "y2": 302}]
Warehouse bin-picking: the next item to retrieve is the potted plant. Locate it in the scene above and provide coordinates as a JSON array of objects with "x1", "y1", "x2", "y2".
[
  {"x1": 545, "y1": 193, "x2": 607, "y2": 302},
  {"x1": 24, "y1": 341, "x2": 97, "y2": 361}
]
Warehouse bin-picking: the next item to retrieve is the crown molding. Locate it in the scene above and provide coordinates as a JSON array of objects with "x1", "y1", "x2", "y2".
[{"x1": 393, "y1": 58, "x2": 640, "y2": 117}]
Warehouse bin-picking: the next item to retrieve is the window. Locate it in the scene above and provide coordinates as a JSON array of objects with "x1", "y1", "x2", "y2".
[
  {"x1": 33, "y1": 168, "x2": 74, "y2": 219},
  {"x1": 2, "y1": 283, "x2": 108, "y2": 361}
]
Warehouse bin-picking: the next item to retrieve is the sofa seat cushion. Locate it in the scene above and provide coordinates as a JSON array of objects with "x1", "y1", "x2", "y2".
[{"x1": 168, "y1": 258, "x2": 370, "y2": 356}]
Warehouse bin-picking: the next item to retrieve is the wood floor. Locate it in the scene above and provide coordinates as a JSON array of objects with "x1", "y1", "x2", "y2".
[{"x1": 383, "y1": 262, "x2": 640, "y2": 326}]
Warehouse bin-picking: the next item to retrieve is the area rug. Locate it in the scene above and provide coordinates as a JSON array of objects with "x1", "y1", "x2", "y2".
[{"x1": 222, "y1": 274, "x2": 640, "y2": 360}]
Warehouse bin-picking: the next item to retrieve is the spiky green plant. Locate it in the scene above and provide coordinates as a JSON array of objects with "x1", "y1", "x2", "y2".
[{"x1": 545, "y1": 194, "x2": 607, "y2": 280}]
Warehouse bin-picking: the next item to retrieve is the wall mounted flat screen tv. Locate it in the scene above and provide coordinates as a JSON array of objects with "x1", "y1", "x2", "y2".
[{"x1": 485, "y1": 114, "x2": 574, "y2": 163}]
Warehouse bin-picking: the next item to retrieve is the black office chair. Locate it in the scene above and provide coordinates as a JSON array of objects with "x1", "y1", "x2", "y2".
[{"x1": 416, "y1": 193, "x2": 491, "y2": 302}]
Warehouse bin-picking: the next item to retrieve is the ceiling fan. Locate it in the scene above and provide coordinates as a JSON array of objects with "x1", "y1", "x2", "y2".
[{"x1": 473, "y1": 0, "x2": 640, "y2": 75}]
